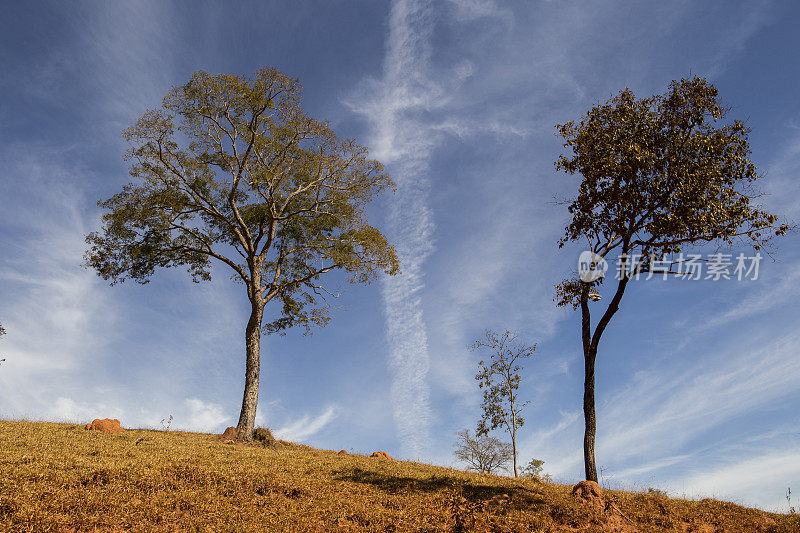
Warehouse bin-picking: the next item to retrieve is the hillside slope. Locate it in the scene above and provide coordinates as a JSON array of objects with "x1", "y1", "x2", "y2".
[{"x1": 0, "y1": 420, "x2": 796, "y2": 532}]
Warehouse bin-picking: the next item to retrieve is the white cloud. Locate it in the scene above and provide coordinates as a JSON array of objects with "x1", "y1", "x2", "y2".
[
  {"x1": 180, "y1": 398, "x2": 229, "y2": 433},
  {"x1": 0, "y1": 149, "x2": 117, "y2": 419},
  {"x1": 49, "y1": 397, "x2": 124, "y2": 424},
  {"x1": 526, "y1": 327, "x2": 800, "y2": 491},
  {"x1": 670, "y1": 449, "x2": 800, "y2": 512},
  {"x1": 275, "y1": 405, "x2": 337, "y2": 442}
]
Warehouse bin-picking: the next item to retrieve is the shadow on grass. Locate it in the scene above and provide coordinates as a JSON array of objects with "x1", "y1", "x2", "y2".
[{"x1": 335, "y1": 468, "x2": 548, "y2": 508}]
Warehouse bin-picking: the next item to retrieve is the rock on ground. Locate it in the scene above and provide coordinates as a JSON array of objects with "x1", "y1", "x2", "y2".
[
  {"x1": 84, "y1": 418, "x2": 124, "y2": 435},
  {"x1": 371, "y1": 451, "x2": 393, "y2": 460}
]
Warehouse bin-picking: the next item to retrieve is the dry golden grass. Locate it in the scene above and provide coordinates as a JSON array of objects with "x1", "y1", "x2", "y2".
[{"x1": 0, "y1": 420, "x2": 797, "y2": 532}]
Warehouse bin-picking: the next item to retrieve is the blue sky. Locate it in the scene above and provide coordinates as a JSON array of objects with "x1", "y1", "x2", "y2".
[{"x1": 1, "y1": 0, "x2": 799, "y2": 512}]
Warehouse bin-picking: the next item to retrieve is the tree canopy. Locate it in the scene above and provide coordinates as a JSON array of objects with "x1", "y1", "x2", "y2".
[
  {"x1": 85, "y1": 68, "x2": 399, "y2": 437},
  {"x1": 556, "y1": 77, "x2": 790, "y2": 307},
  {"x1": 454, "y1": 429, "x2": 514, "y2": 475}
]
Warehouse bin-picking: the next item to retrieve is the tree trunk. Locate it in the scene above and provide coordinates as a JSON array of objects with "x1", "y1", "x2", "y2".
[
  {"x1": 579, "y1": 283, "x2": 597, "y2": 481},
  {"x1": 512, "y1": 426, "x2": 518, "y2": 477},
  {"x1": 236, "y1": 297, "x2": 264, "y2": 440},
  {"x1": 583, "y1": 345, "x2": 598, "y2": 482},
  {"x1": 579, "y1": 274, "x2": 626, "y2": 483}
]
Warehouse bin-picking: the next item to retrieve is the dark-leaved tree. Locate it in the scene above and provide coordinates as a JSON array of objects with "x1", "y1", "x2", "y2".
[
  {"x1": 554, "y1": 77, "x2": 792, "y2": 481},
  {"x1": 85, "y1": 68, "x2": 399, "y2": 439}
]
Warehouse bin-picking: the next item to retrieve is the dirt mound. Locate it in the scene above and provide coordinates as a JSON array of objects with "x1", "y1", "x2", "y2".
[
  {"x1": 572, "y1": 480, "x2": 603, "y2": 503},
  {"x1": 220, "y1": 427, "x2": 238, "y2": 441},
  {"x1": 84, "y1": 418, "x2": 124, "y2": 435},
  {"x1": 370, "y1": 451, "x2": 393, "y2": 460}
]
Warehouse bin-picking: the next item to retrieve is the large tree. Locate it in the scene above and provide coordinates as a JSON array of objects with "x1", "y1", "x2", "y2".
[
  {"x1": 85, "y1": 68, "x2": 399, "y2": 439},
  {"x1": 554, "y1": 77, "x2": 791, "y2": 481}
]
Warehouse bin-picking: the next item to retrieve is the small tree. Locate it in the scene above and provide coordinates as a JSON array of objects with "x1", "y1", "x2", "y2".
[
  {"x1": 454, "y1": 429, "x2": 513, "y2": 475},
  {"x1": 85, "y1": 68, "x2": 399, "y2": 439},
  {"x1": 521, "y1": 458, "x2": 545, "y2": 478},
  {"x1": 554, "y1": 77, "x2": 792, "y2": 481},
  {"x1": 472, "y1": 330, "x2": 535, "y2": 477}
]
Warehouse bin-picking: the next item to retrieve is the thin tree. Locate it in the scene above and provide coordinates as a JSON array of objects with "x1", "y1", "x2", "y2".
[
  {"x1": 454, "y1": 429, "x2": 514, "y2": 475},
  {"x1": 554, "y1": 77, "x2": 792, "y2": 481},
  {"x1": 85, "y1": 68, "x2": 399, "y2": 440},
  {"x1": 521, "y1": 458, "x2": 545, "y2": 478},
  {"x1": 0, "y1": 322, "x2": 5, "y2": 367},
  {"x1": 472, "y1": 330, "x2": 535, "y2": 477}
]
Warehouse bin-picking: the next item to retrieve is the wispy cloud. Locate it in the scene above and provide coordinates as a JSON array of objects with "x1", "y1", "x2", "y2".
[
  {"x1": 670, "y1": 448, "x2": 800, "y2": 512},
  {"x1": 526, "y1": 326, "x2": 800, "y2": 492},
  {"x1": 698, "y1": 264, "x2": 800, "y2": 330},
  {"x1": 275, "y1": 405, "x2": 337, "y2": 442},
  {"x1": 0, "y1": 148, "x2": 117, "y2": 419},
  {"x1": 347, "y1": 0, "x2": 440, "y2": 458}
]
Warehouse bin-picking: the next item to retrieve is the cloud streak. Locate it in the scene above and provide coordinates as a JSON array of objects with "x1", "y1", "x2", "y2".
[
  {"x1": 275, "y1": 406, "x2": 337, "y2": 442},
  {"x1": 348, "y1": 0, "x2": 440, "y2": 458}
]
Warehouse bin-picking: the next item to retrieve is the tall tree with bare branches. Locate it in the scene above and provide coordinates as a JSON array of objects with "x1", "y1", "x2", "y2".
[
  {"x1": 85, "y1": 68, "x2": 399, "y2": 439},
  {"x1": 554, "y1": 77, "x2": 792, "y2": 481}
]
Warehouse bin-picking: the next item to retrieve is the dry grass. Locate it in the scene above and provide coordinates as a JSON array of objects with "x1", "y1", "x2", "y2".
[{"x1": 0, "y1": 420, "x2": 797, "y2": 532}]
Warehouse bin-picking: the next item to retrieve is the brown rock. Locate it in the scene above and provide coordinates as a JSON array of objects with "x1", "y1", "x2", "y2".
[
  {"x1": 338, "y1": 449, "x2": 348, "y2": 455},
  {"x1": 370, "y1": 451, "x2": 393, "y2": 460},
  {"x1": 221, "y1": 427, "x2": 238, "y2": 440},
  {"x1": 84, "y1": 418, "x2": 124, "y2": 435}
]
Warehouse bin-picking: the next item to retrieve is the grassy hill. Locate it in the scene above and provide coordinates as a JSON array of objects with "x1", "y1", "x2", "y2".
[{"x1": 0, "y1": 420, "x2": 796, "y2": 532}]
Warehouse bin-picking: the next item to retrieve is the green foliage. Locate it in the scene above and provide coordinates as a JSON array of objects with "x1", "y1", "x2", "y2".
[
  {"x1": 472, "y1": 330, "x2": 535, "y2": 478},
  {"x1": 521, "y1": 458, "x2": 544, "y2": 478},
  {"x1": 453, "y1": 429, "x2": 513, "y2": 475},
  {"x1": 84, "y1": 67, "x2": 399, "y2": 334},
  {"x1": 473, "y1": 331, "x2": 534, "y2": 437}
]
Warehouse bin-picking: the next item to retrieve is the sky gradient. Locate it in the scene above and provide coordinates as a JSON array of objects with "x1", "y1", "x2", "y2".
[{"x1": 1, "y1": 0, "x2": 799, "y2": 512}]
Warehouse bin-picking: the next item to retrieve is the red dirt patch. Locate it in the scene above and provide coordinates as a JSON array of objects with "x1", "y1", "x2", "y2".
[
  {"x1": 571, "y1": 480, "x2": 603, "y2": 503},
  {"x1": 84, "y1": 419, "x2": 124, "y2": 435},
  {"x1": 370, "y1": 451, "x2": 393, "y2": 460}
]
